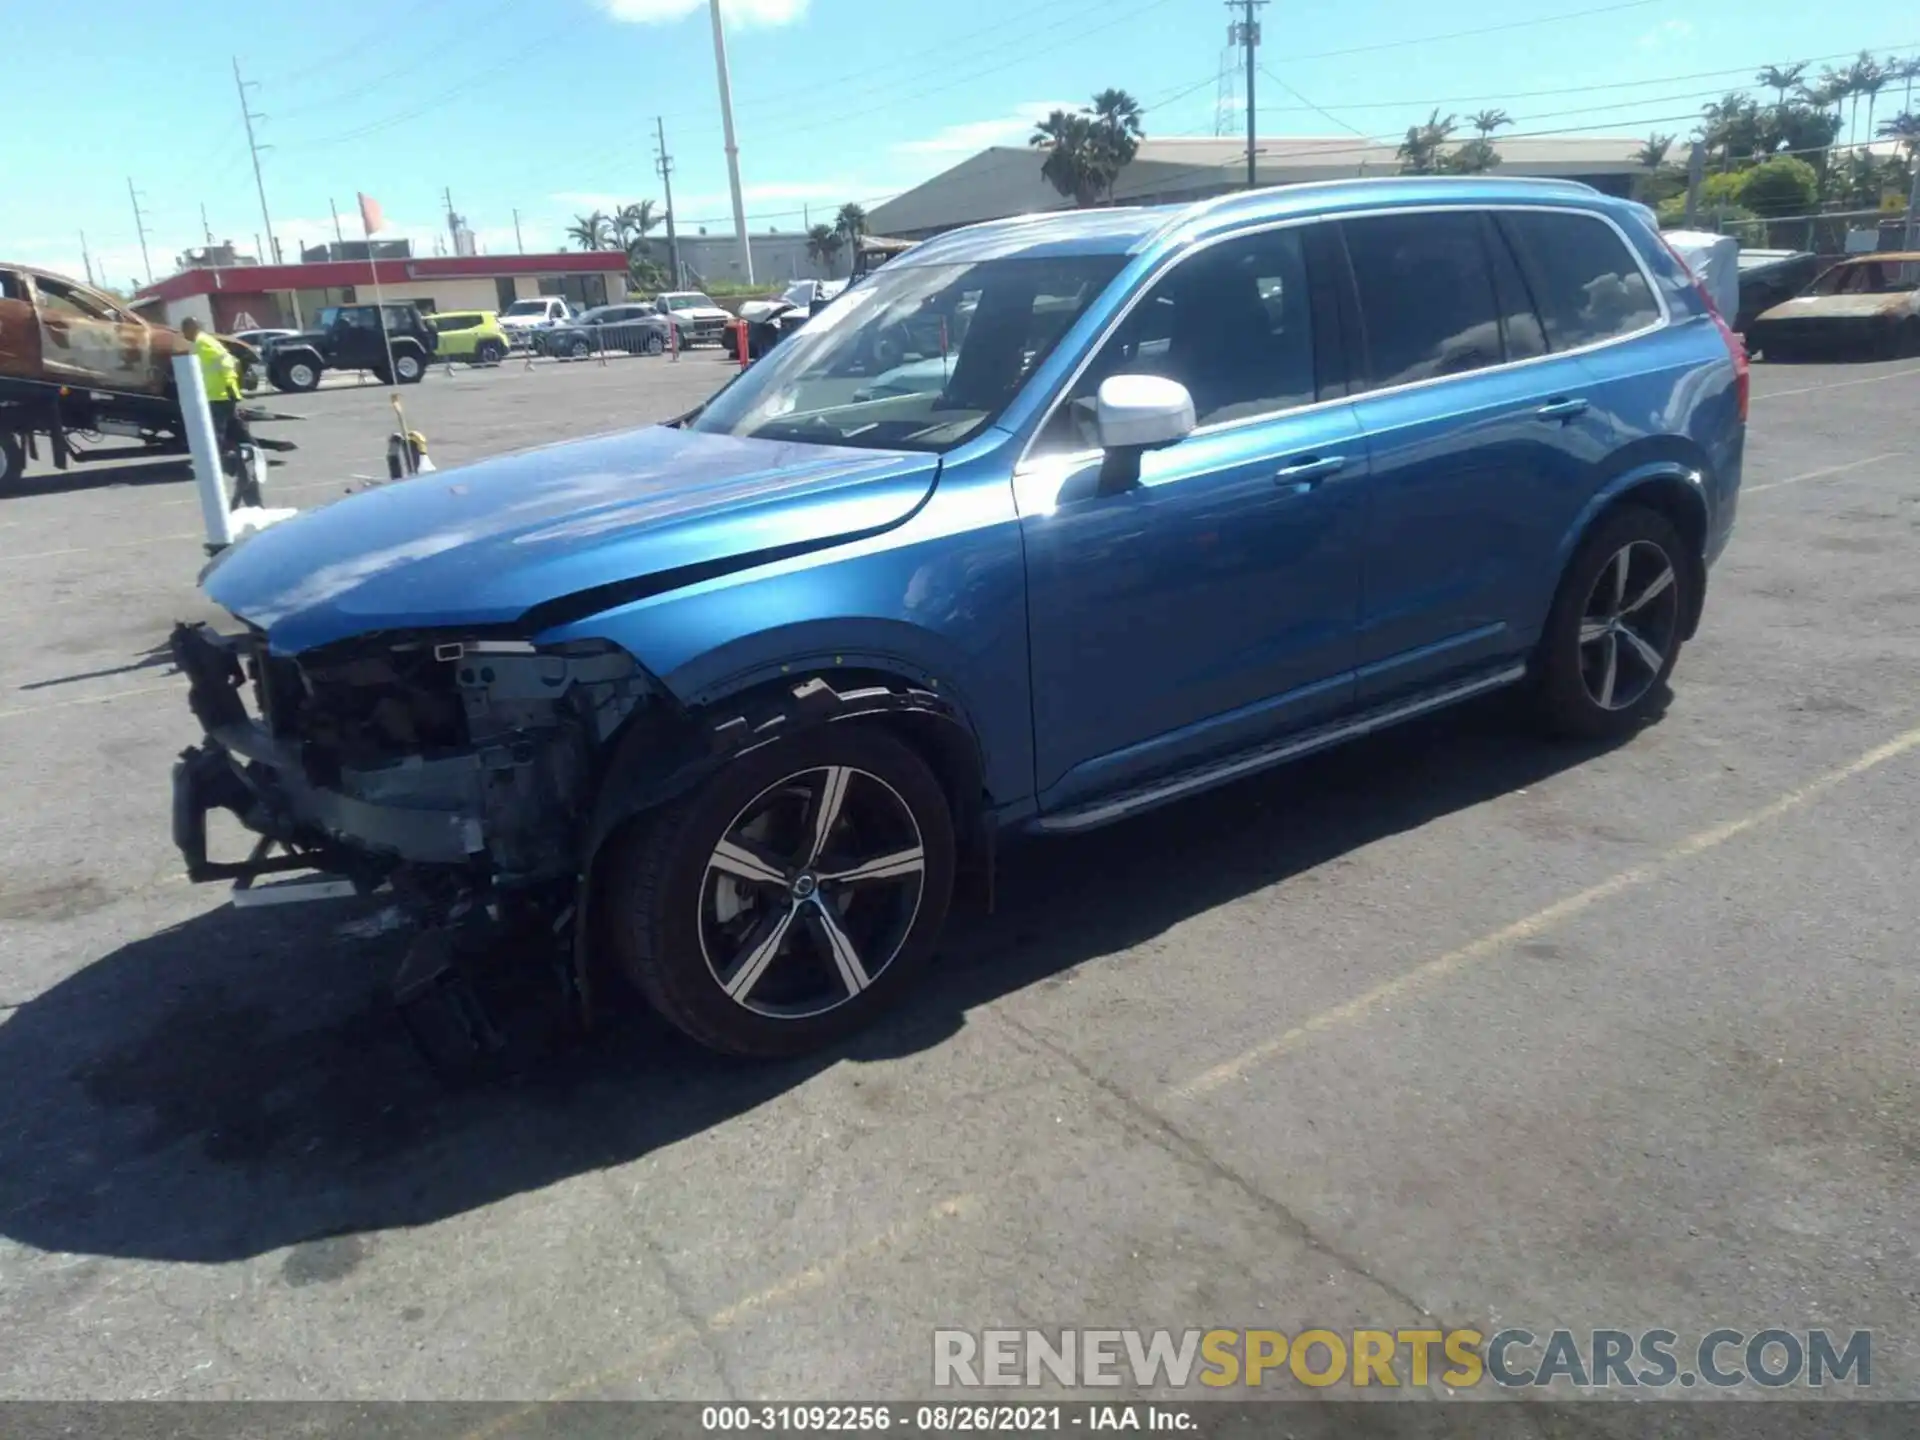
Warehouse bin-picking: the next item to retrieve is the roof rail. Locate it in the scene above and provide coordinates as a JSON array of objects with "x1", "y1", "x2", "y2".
[{"x1": 1148, "y1": 173, "x2": 1603, "y2": 246}]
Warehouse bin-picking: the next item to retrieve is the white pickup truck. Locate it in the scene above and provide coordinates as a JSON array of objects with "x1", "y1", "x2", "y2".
[{"x1": 496, "y1": 296, "x2": 576, "y2": 346}]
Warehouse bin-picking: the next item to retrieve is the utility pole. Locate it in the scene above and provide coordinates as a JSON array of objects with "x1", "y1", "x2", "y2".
[
  {"x1": 80, "y1": 230, "x2": 97, "y2": 287},
  {"x1": 232, "y1": 58, "x2": 280, "y2": 266},
  {"x1": 655, "y1": 116, "x2": 683, "y2": 287},
  {"x1": 1904, "y1": 147, "x2": 1919, "y2": 253},
  {"x1": 707, "y1": 0, "x2": 754, "y2": 284},
  {"x1": 330, "y1": 197, "x2": 345, "y2": 247},
  {"x1": 1683, "y1": 140, "x2": 1706, "y2": 228},
  {"x1": 512, "y1": 207, "x2": 525, "y2": 254},
  {"x1": 126, "y1": 178, "x2": 154, "y2": 284},
  {"x1": 443, "y1": 186, "x2": 461, "y2": 254},
  {"x1": 200, "y1": 202, "x2": 214, "y2": 245},
  {"x1": 1229, "y1": 0, "x2": 1266, "y2": 189}
]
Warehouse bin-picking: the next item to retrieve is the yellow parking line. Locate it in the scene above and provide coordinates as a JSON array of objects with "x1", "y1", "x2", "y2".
[
  {"x1": 1169, "y1": 720, "x2": 1920, "y2": 1102},
  {"x1": 460, "y1": 1193, "x2": 978, "y2": 1430},
  {"x1": 1745, "y1": 451, "x2": 1903, "y2": 494},
  {"x1": 0, "y1": 681, "x2": 179, "y2": 723}
]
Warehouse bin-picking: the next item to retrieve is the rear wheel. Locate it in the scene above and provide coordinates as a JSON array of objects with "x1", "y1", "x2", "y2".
[
  {"x1": 1531, "y1": 505, "x2": 1690, "y2": 741},
  {"x1": 602, "y1": 726, "x2": 955, "y2": 1058},
  {"x1": 643, "y1": 332, "x2": 665, "y2": 357},
  {"x1": 566, "y1": 337, "x2": 590, "y2": 359},
  {"x1": 271, "y1": 357, "x2": 321, "y2": 392},
  {"x1": 475, "y1": 339, "x2": 507, "y2": 364},
  {"x1": 392, "y1": 350, "x2": 425, "y2": 384},
  {"x1": 0, "y1": 430, "x2": 24, "y2": 488}
]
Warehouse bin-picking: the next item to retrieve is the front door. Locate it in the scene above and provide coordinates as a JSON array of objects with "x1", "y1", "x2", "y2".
[
  {"x1": 32, "y1": 273, "x2": 155, "y2": 392},
  {"x1": 1018, "y1": 224, "x2": 1366, "y2": 812}
]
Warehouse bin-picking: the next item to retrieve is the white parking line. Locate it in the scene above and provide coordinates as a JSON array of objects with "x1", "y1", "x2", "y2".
[
  {"x1": 1759, "y1": 364, "x2": 1920, "y2": 400},
  {"x1": 1745, "y1": 451, "x2": 1904, "y2": 494},
  {"x1": 5, "y1": 532, "x2": 199, "y2": 563},
  {"x1": 1169, "y1": 719, "x2": 1920, "y2": 1101},
  {"x1": 0, "y1": 680, "x2": 179, "y2": 723}
]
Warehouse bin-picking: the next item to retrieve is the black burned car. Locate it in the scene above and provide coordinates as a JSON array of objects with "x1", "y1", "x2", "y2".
[{"x1": 1745, "y1": 252, "x2": 1920, "y2": 360}]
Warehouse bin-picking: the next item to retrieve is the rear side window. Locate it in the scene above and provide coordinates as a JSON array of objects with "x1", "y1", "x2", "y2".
[
  {"x1": 1497, "y1": 211, "x2": 1660, "y2": 351},
  {"x1": 1342, "y1": 212, "x2": 1503, "y2": 389},
  {"x1": 432, "y1": 314, "x2": 480, "y2": 331}
]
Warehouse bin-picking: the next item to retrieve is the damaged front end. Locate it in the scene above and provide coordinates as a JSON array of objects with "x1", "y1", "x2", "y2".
[{"x1": 169, "y1": 621, "x2": 661, "y2": 1068}]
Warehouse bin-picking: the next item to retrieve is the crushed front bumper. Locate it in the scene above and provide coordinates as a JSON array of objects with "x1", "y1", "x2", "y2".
[{"x1": 168, "y1": 622, "x2": 484, "y2": 887}]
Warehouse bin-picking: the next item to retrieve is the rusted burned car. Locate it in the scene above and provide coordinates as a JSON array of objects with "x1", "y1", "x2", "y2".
[
  {"x1": 1745, "y1": 252, "x2": 1920, "y2": 361},
  {"x1": 0, "y1": 263, "x2": 261, "y2": 484}
]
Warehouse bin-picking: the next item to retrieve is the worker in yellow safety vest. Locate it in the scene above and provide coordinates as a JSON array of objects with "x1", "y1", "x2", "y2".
[{"x1": 180, "y1": 317, "x2": 257, "y2": 503}]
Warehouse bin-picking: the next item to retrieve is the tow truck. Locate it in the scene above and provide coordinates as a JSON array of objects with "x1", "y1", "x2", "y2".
[{"x1": 0, "y1": 263, "x2": 286, "y2": 487}]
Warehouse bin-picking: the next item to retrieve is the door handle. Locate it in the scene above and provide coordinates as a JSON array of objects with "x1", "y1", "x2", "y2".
[
  {"x1": 1535, "y1": 397, "x2": 1589, "y2": 422},
  {"x1": 1273, "y1": 455, "x2": 1346, "y2": 490}
]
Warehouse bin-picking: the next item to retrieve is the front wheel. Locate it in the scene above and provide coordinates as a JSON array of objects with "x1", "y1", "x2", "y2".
[
  {"x1": 566, "y1": 337, "x2": 590, "y2": 359},
  {"x1": 1531, "y1": 505, "x2": 1690, "y2": 741},
  {"x1": 272, "y1": 357, "x2": 321, "y2": 392},
  {"x1": 0, "y1": 430, "x2": 24, "y2": 487},
  {"x1": 602, "y1": 725, "x2": 956, "y2": 1058}
]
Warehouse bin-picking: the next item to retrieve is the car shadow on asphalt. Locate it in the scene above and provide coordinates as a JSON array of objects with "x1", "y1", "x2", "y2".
[
  {"x1": 8, "y1": 457, "x2": 197, "y2": 499},
  {"x1": 0, "y1": 693, "x2": 1652, "y2": 1265}
]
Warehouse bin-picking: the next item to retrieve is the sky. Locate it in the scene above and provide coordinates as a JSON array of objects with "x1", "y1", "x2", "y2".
[{"x1": 3, "y1": 0, "x2": 1916, "y2": 292}]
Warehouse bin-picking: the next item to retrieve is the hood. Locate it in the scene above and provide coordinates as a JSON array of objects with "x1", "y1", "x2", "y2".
[
  {"x1": 203, "y1": 426, "x2": 939, "y2": 655},
  {"x1": 1755, "y1": 293, "x2": 1915, "y2": 323},
  {"x1": 667, "y1": 306, "x2": 732, "y2": 321}
]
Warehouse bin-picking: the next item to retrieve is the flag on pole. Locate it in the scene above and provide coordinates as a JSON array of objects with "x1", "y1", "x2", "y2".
[{"x1": 357, "y1": 192, "x2": 385, "y2": 236}]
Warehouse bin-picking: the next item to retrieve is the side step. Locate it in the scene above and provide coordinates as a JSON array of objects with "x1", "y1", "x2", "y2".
[{"x1": 1034, "y1": 663, "x2": 1528, "y2": 834}]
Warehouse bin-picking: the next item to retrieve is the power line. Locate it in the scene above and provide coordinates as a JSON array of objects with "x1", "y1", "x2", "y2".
[
  {"x1": 1283, "y1": 0, "x2": 1662, "y2": 63},
  {"x1": 232, "y1": 57, "x2": 281, "y2": 265}
]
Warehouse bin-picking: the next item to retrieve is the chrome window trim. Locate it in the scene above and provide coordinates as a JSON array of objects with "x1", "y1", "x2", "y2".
[{"x1": 1014, "y1": 202, "x2": 1672, "y2": 477}]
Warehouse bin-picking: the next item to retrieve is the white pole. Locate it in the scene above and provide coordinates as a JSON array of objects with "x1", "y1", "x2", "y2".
[
  {"x1": 708, "y1": 0, "x2": 754, "y2": 285},
  {"x1": 173, "y1": 353, "x2": 233, "y2": 550}
]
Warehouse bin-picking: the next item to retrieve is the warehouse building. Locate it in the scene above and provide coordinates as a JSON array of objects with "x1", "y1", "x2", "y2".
[
  {"x1": 866, "y1": 134, "x2": 1646, "y2": 239},
  {"x1": 130, "y1": 250, "x2": 631, "y2": 333}
]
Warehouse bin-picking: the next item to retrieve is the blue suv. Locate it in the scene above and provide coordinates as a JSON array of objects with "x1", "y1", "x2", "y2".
[{"x1": 171, "y1": 177, "x2": 1746, "y2": 1060}]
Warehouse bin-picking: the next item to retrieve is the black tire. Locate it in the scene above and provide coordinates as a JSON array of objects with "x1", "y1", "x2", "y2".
[
  {"x1": 643, "y1": 332, "x2": 665, "y2": 357},
  {"x1": 271, "y1": 356, "x2": 322, "y2": 392},
  {"x1": 566, "y1": 337, "x2": 590, "y2": 359},
  {"x1": 1531, "y1": 505, "x2": 1690, "y2": 742},
  {"x1": 602, "y1": 724, "x2": 956, "y2": 1058},
  {"x1": 392, "y1": 349, "x2": 426, "y2": 384},
  {"x1": 475, "y1": 339, "x2": 507, "y2": 364},
  {"x1": 0, "y1": 430, "x2": 24, "y2": 487}
]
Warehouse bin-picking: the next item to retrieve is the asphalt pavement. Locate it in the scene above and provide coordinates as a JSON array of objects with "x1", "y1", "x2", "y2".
[{"x1": 1, "y1": 352, "x2": 1917, "y2": 1408}]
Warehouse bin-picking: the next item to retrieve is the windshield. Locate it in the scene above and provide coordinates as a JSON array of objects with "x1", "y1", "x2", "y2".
[
  {"x1": 503, "y1": 300, "x2": 550, "y2": 316},
  {"x1": 688, "y1": 254, "x2": 1125, "y2": 454},
  {"x1": 1807, "y1": 260, "x2": 1920, "y2": 296},
  {"x1": 664, "y1": 294, "x2": 717, "y2": 311},
  {"x1": 315, "y1": 307, "x2": 340, "y2": 328}
]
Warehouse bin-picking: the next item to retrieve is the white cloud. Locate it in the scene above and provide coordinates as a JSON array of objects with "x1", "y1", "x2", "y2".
[
  {"x1": 1637, "y1": 18, "x2": 1694, "y2": 49},
  {"x1": 596, "y1": 0, "x2": 806, "y2": 27},
  {"x1": 892, "y1": 101, "x2": 1081, "y2": 156}
]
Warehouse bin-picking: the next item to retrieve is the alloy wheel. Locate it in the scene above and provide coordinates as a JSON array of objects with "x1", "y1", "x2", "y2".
[
  {"x1": 1578, "y1": 540, "x2": 1680, "y2": 711},
  {"x1": 697, "y1": 765, "x2": 926, "y2": 1020}
]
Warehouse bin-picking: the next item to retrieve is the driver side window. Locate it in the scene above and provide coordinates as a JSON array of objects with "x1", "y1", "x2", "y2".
[{"x1": 1030, "y1": 227, "x2": 1321, "y2": 458}]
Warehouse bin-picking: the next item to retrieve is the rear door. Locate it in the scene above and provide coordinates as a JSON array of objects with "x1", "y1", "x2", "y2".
[{"x1": 1341, "y1": 208, "x2": 1616, "y2": 703}]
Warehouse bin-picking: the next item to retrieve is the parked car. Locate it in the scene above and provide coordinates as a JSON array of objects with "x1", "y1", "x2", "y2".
[
  {"x1": 1745, "y1": 252, "x2": 1920, "y2": 360},
  {"x1": 535, "y1": 303, "x2": 672, "y2": 358},
  {"x1": 1731, "y1": 249, "x2": 1822, "y2": 334},
  {"x1": 170, "y1": 177, "x2": 1745, "y2": 1064},
  {"x1": 263, "y1": 303, "x2": 438, "y2": 391},
  {"x1": 426, "y1": 310, "x2": 513, "y2": 364},
  {"x1": 497, "y1": 296, "x2": 576, "y2": 347},
  {"x1": 727, "y1": 279, "x2": 851, "y2": 360},
  {"x1": 648, "y1": 290, "x2": 733, "y2": 347}
]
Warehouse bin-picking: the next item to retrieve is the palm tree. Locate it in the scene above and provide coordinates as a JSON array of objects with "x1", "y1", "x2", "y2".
[
  {"x1": 1895, "y1": 57, "x2": 1920, "y2": 119},
  {"x1": 1880, "y1": 111, "x2": 1920, "y2": 163},
  {"x1": 1634, "y1": 132, "x2": 1675, "y2": 170},
  {"x1": 1467, "y1": 108, "x2": 1512, "y2": 138},
  {"x1": 1860, "y1": 57, "x2": 1891, "y2": 147},
  {"x1": 1843, "y1": 52, "x2": 1882, "y2": 147},
  {"x1": 1031, "y1": 108, "x2": 1105, "y2": 207},
  {"x1": 1396, "y1": 108, "x2": 1457, "y2": 174},
  {"x1": 805, "y1": 223, "x2": 844, "y2": 276},
  {"x1": 566, "y1": 210, "x2": 614, "y2": 251},
  {"x1": 613, "y1": 200, "x2": 658, "y2": 249},
  {"x1": 834, "y1": 202, "x2": 868, "y2": 245},
  {"x1": 1090, "y1": 88, "x2": 1145, "y2": 200},
  {"x1": 1812, "y1": 67, "x2": 1851, "y2": 134},
  {"x1": 1755, "y1": 63, "x2": 1808, "y2": 109}
]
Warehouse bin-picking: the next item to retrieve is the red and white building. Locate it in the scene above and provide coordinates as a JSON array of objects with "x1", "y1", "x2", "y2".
[{"x1": 130, "y1": 251, "x2": 631, "y2": 332}]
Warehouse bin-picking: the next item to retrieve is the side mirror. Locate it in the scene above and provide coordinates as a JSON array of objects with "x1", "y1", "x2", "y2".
[
  {"x1": 1095, "y1": 374, "x2": 1194, "y2": 451},
  {"x1": 1093, "y1": 374, "x2": 1194, "y2": 492}
]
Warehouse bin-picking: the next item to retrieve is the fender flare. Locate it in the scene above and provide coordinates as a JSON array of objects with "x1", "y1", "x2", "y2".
[{"x1": 1551, "y1": 458, "x2": 1712, "y2": 638}]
